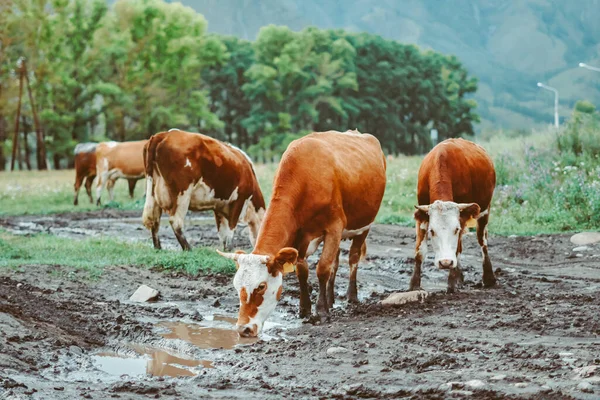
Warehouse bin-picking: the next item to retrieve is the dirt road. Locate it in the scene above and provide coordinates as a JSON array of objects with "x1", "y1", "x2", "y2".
[{"x1": 1, "y1": 210, "x2": 599, "y2": 399}]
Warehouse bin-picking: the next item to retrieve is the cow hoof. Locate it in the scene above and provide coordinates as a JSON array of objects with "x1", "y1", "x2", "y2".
[
  {"x1": 299, "y1": 308, "x2": 311, "y2": 319},
  {"x1": 446, "y1": 287, "x2": 457, "y2": 294},
  {"x1": 409, "y1": 285, "x2": 422, "y2": 292},
  {"x1": 483, "y1": 278, "x2": 497, "y2": 288},
  {"x1": 347, "y1": 296, "x2": 359, "y2": 305}
]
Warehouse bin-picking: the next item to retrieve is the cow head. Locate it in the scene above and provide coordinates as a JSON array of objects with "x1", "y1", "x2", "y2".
[
  {"x1": 414, "y1": 200, "x2": 482, "y2": 269},
  {"x1": 217, "y1": 248, "x2": 298, "y2": 337}
]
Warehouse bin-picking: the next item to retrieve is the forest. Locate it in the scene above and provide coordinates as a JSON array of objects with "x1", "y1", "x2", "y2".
[{"x1": 0, "y1": 0, "x2": 478, "y2": 169}]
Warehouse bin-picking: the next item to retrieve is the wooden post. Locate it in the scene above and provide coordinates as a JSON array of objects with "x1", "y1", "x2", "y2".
[
  {"x1": 10, "y1": 60, "x2": 24, "y2": 171},
  {"x1": 22, "y1": 115, "x2": 32, "y2": 170},
  {"x1": 23, "y1": 60, "x2": 47, "y2": 170}
]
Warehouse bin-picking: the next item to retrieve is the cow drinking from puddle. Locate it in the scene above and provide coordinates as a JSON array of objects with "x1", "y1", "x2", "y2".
[
  {"x1": 218, "y1": 130, "x2": 386, "y2": 337},
  {"x1": 411, "y1": 138, "x2": 496, "y2": 293},
  {"x1": 142, "y1": 129, "x2": 265, "y2": 251}
]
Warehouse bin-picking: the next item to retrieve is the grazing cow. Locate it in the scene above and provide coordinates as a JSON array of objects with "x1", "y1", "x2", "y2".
[
  {"x1": 218, "y1": 130, "x2": 386, "y2": 337},
  {"x1": 73, "y1": 143, "x2": 98, "y2": 206},
  {"x1": 411, "y1": 138, "x2": 496, "y2": 293},
  {"x1": 95, "y1": 140, "x2": 146, "y2": 205},
  {"x1": 142, "y1": 129, "x2": 265, "y2": 251}
]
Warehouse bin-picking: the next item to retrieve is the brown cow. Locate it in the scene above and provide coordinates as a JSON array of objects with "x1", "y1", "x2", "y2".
[
  {"x1": 411, "y1": 138, "x2": 496, "y2": 293},
  {"x1": 74, "y1": 143, "x2": 139, "y2": 206},
  {"x1": 142, "y1": 129, "x2": 265, "y2": 251},
  {"x1": 73, "y1": 143, "x2": 98, "y2": 206},
  {"x1": 218, "y1": 130, "x2": 387, "y2": 337},
  {"x1": 95, "y1": 140, "x2": 146, "y2": 205}
]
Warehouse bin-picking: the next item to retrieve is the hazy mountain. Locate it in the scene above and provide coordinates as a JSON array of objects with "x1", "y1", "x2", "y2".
[{"x1": 166, "y1": 0, "x2": 600, "y2": 130}]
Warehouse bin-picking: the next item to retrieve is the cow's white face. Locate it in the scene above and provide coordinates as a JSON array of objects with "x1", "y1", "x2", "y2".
[
  {"x1": 217, "y1": 248, "x2": 298, "y2": 337},
  {"x1": 415, "y1": 200, "x2": 481, "y2": 269}
]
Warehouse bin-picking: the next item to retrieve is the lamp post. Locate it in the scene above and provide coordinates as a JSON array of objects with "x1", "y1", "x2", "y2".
[
  {"x1": 537, "y1": 82, "x2": 559, "y2": 128},
  {"x1": 579, "y1": 62, "x2": 600, "y2": 73}
]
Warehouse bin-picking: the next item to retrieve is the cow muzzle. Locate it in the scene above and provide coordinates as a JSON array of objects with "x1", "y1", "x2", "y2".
[
  {"x1": 237, "y1": 323, "x2": 258, "y2": 338},
  {"x1": 438, "y1": 258, "x2": 455, "y2": 270}
]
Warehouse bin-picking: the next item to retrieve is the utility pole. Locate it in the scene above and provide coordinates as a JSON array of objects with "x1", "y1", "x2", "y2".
[{"x1": 537, "y1": 82, "x2": 559, "y2": 129}]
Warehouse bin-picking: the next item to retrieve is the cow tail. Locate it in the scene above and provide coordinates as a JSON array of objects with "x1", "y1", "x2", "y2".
[{"x1": 142, "y1": 133, "x2": 167, "y2": 229}]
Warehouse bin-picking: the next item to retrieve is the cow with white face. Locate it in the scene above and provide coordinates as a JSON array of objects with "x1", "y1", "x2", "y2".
[
  {"x1": 411, "y1": 138, "x2": 496, "y2": 293},
  {"x1": 220, "y1": 248, "x2": 297, "y2": 336},
  {"x1": 219, "y1": 130, "x2": 387, "y2": 337}
]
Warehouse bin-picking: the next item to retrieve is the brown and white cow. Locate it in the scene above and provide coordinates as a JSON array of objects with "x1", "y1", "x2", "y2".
[
  {"x1": 142, "y1": 129, "x2": 265, "y2": 251},
  {"x1": 73, "y1": 143, "x2": 98, "y2": 206},
  {"x1": 95, "y1": 140, "x2": 146, "y2": 205},
  {"x1": 411, "y1": 138, "x2": 496, "y2": 293},
  {"x1": 218, "y1": 130, "x2": 386, "y2": 337}
]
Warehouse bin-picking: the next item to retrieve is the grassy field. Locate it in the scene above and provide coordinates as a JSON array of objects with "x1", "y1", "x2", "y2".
[{"x1": 0, "y1": 231, "x2": 235, "y2": 277}]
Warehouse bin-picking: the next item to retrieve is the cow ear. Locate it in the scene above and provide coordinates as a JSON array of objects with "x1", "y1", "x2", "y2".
[
  {"x1": 268, "y1": 247, "x2": 298, "y2": 276},
  {"x1": 458, "y1": 203, "x2": 481, "y2": 221},
  {"x1": 414, "y1": 205, "x2": 429, "y2": 223},
  {"x1": 234, "y1": 250, "x2": 245, "y2": 270}
]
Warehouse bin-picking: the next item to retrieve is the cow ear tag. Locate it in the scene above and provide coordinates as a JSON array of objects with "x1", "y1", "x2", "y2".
[{"x1": 283, "y1": 262, "x2": 295, "y2": 274}]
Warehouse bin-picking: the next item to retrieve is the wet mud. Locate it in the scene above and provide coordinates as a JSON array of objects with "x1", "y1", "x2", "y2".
[{"x1": 1, "y1": 210, "x2": 600, "y2": 399}]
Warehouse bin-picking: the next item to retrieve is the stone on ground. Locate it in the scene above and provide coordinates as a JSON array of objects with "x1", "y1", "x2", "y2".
[
  {"x1": 381, "y1": 290, "x2": 428, "y2": 306},
  {"x1": 129, "y1": 284, "x2": 159, "y2": 302},
  {"x1": 570, "y1": 232, "x2": 600, "y2": 246}
]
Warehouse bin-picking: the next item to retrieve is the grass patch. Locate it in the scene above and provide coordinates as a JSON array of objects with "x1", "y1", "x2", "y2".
[
  {"x1": 0, "y1": 170, "x2": 144, "y2": 216},
  {"x1": 0, "y1": 231, "x2": 235, "y2": 277},
  {"x1": 2, "y1": 124, "x2": 600, "y2": 236}
]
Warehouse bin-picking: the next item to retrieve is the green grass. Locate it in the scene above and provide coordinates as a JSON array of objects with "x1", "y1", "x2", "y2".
[
  {"x1": 0, "y1": 170, "x2": 144, "y2": 216},
  {"x1": 0, "y1": 231, "x2": 236, "y2": 277},
  {"x1": 2, "y1": 127, "x2": 600, "y2": 236}
]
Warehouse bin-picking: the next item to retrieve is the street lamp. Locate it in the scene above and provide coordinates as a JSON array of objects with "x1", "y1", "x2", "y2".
[
  {"x1": 579, "y1": 62, "x2": 600, "y2": 72},
  {"x1": 537, "y1": 82, "x2": 559, "y2": 128}
]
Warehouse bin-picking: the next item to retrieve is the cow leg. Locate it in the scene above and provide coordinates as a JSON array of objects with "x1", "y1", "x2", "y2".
[
  {"x1": 107, "y1": 178, "x2": 116, "y2": 202},
  {"x1": 214, "y1": 211, "x2": 234, "y2": 251},
  {"x1": 448, "y1": 236, "x2": 465, "y2": 293},
  {"x1": 85, "y1": 175, "x2": 95, "y2": 203},
  {"x1": 95, "y1": 172, "x2": 108, "y2": 206},
  {"x1": 326, "y1": 249, "x2": 340, "y2": 309},
  {"x1": 410, "y1": 222, "x2": 427, "y2": 291},
  {"x1": 477, "y1": 212, "x2": 496, "y2": 287},
  {"x1": 295, "y1": 258, "x2": 311, "y2": 318},
  {"x1": 127, "y1": 179, "x2": 137, "y2": 199},
  {"x1": 347, "y1": 231, "x2": 368, "y2": 304},
  {"x1": 316, "y1": 227, "x2": 342, "y2": 322},
  {"x1": 73, "y1": 173, "x2": 84, "y2": 206},
  {"x1": 169, "y1": 188, "x2": 192, "y2": 251}
]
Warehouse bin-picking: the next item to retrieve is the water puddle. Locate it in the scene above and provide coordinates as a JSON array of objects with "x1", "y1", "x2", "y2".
[
  {"x1": 93, "y1": 314, "x2": 257, "y2": 378},
  {"x1": 93, "y1": 347, "x2": 213, "y2": 378},
  {"x1": 158, "y1": 321, "x2": 257, "y2": 350}
]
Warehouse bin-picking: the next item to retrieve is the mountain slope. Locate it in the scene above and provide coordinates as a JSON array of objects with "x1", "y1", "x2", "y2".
[{"x1": 175, "y1": 0, "x2": 600, "y2": 130}]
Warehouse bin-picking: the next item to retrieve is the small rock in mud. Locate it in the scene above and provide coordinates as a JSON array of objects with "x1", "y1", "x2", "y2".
[
  {"x1": 465, "y1": 380, "x2": 486, "y2": 389},
  {"x1": 570, "y1": 232, "x2": 600, "y2": 246},
  {"x1": 490, "y1": 374, "x2": 507, "y2": 381},
  {"x1": 327, "y1": 346, "x2": 351, "y2": 356},
  {"x1": 574, "y1": 365, "x2": 598, "y2": 378},
  {"x1": 578, "y1": 381, "x2": 595, "y2": 393},
  {"x1": 129, "y1": 285, "x2": 159, "y2": 302},
  {"x1": 69, "y1": 345, "x2": 83, "y2": 355},
  {"x1": 515, "y1": 383, "x2": 528, "y2": 388},
  {"x1": 381, "y1": 290, "x2": 428, "y2": 306},
  {"x1": 573, "y1": 246, "x2": 590, "y2": 252}
]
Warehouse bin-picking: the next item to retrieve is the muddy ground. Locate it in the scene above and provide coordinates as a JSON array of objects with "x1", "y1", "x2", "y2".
[{"x1": 1, "y1": 210, "x2": 599, "y2": 399}]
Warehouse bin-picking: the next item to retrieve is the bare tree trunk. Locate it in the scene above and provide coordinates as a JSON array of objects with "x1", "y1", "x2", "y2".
[
  {"x1": 53, "y1": 153, "x2": 61, "y2": 170},
  {"x1": 10, "y1": 61, "x2": 24, "y2": 171},
  {"x1": 23, "y1": 60, "x2": 47, "y2": 170},
  {"x1": 0, "y1": 113, "x2": 6, "y2": 171},
  {"x1": 22, "y1": 115, "x2": 32, "y2": 170}
]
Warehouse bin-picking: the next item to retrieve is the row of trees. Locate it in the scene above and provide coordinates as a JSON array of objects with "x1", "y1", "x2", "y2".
[{"x1": 0, "y1": 0, "x2": 479, "y2": 170}]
